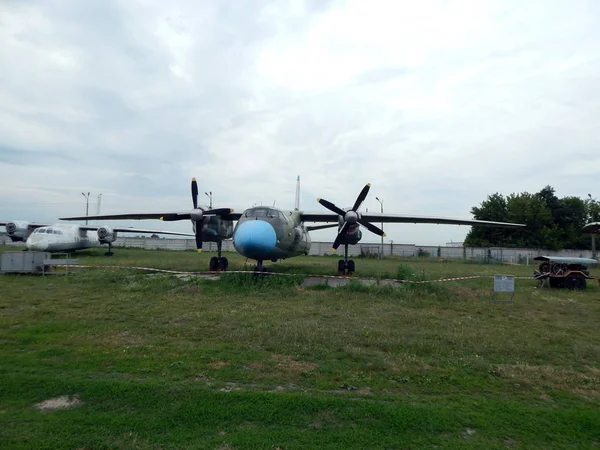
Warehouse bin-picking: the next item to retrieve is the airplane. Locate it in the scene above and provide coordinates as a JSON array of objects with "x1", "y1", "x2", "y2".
[
  {"x1": 0, "y1": 221, "x2": 194, "y2": 255},
  {"x1": 583, "y1": 222, "x2": 600, "y2": 233},
  {"x1": 60, "y1": 177, "x2": 526, "y2": 274}
]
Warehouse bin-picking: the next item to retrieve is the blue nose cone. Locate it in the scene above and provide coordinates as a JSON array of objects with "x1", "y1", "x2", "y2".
[{"x1": 234, "y1": 220, "x2": 277, "y2": 259}]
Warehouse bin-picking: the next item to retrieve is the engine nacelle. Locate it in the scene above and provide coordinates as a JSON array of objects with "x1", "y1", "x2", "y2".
[
  {"x1": 97, "y1": 226, "x2": 118, "y2": 243},
  {"x1": 5, "y1": 221, "x2": 33, "y2": 242}
]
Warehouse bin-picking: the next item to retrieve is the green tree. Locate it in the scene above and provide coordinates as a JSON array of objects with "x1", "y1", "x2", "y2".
[
  {"x1": 464, "y1": 193, "x2": 508, "y2": 247},
  {"x1": 466, "y1": 187, "x2": 598, "y2": 250}
]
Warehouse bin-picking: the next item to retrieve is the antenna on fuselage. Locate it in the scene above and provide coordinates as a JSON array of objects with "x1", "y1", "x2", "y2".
[{"x1": 294, "y1": 175, "x2": 300, "y2": 211}]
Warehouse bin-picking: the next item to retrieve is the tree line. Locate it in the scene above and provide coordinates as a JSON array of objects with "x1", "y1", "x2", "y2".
[{"x1": 464, "y1": 186, "x2": 600, "y2": 250}]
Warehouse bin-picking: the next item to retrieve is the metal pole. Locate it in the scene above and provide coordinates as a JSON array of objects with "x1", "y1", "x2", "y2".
[
  {"x1": 589, "y1": 194, "x2": 597, "y2": 259},
  {"x1": 205, "y1": 191, "x2": 213, "y2": 208}
]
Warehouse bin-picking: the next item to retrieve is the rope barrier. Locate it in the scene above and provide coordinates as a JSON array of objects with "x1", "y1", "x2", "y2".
[{"x1": 51, "y1": 264, "x2": 533, "y2": 284}]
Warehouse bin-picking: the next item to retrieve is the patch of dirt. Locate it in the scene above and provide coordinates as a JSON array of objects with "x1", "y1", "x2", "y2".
[
  {"x1": 308, "y1": 410, "x2": 339, "y2": 429},
  {"x1": 209, "y1": 361, "x2": 229, "y2": 369},
  {"x1": 494, "y1": 364, "x2": 600, "y2": 398},
  {"x1": 34, "y1": 395, "x2": 82, "y2": 411},
  {"x1": 270, "y1": 354, "x2": 317, "y2": 373},
  {"x1": 219, "y1": 383, "x2": 241, "y2": 392},
  {"x1": 98, "y1": 330, "x2": 144, "y2": 347},
  {"x1": 448, "y1": 287, "x2": 487, "y2": 300},
  {"x1": 504, "y1": 437, "x2": 520, "y2": 447},
  {"x1": 245, "y1": 361, "x2": 265, "y2": 370},
  {"x1": 182, "y1": 285, "x2": 203, "y2": 294},
  {"x1": 462, "y1": 428, "x2": 476, "y2": 438}
]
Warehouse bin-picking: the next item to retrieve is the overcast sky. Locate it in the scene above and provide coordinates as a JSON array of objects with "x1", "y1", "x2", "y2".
[{"x1": 1, "y1": 0, "x2": 599, "y2": 245}]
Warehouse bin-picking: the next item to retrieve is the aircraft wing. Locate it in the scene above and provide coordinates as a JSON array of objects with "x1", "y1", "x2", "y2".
[
  {"x1": 79, "y1": 225, "x2": 194, "y2": 236},
  {"x1": 301, "y1": 212, "x2": 525, "y2": 228},
  {"x1": 300, "y1": 213, "x2": 340, "y2": 223},
  {"x1": 306, "y1": 224, "x2": 339, "y2": 232},
  {"x1": 60, "y1": 211, "x2": 243, "y2": 222},
  {"x1": 0, "y1": 221, "x2": 51, "y2": 229},
  {"x1": 60, "y1": 212, "x2": 192, "y2": 221},
  {"x1": 582, "y1": 222, "x2": 600, "y2": 234},
  {"x1": 359, "y1": 213, "x2": 525, "y2": 227}
]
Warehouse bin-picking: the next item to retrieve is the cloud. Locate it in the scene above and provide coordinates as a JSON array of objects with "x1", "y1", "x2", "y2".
[{"x1": 1, "y1": 0, "x2": 600, "y2": 246}]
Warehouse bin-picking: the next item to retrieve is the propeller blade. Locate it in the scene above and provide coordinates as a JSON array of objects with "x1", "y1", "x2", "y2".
[
  {"x1": 332, "y1": 222, "x2": 350, "y2": 250},
  {"x1": 204, "y1": 208, "x2": 234, "y2": 216},
  {"x1": 191, "y1": 178, "x2": 198, "y2": 209},
  {"x1": 351, "y1": 183, "x2": 371, "y2": 212},
  {"x1": 358, "y1": 218, "x2": 385, "y2": 237},
  {"x1": 317, "y1": 198, "x2": 346, "y2": 216},
  {"x1": 194, "y1": 225, "x2": 203, "y2": 252}
]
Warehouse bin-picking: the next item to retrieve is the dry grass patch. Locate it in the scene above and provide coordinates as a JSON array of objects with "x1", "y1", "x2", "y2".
[
  {"x1": 209, "y1": 361, "x2": 229, "y2": 369},
  {"x1": 494, "y1": 364, "x2": 600, "y2": 398},
  {"x1": 270, "y1": 354, "x2": 318, "y2": 374},
  {"x1": 34, "y1": 395, "x2": 82, "y2": 412}
]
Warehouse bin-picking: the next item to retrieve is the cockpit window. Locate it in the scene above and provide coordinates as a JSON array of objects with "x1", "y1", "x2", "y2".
[
  {"x1": 46, "y1": 229, "x2": 54, "y2": 234},
  {"x1": 244, "y1": 208, "x2": 279, "y2": 218}
]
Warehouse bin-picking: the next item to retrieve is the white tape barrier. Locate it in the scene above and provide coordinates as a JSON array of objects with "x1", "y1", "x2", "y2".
[{"x1": 50, "y1": 264, "x2": 533, "y2": 284}]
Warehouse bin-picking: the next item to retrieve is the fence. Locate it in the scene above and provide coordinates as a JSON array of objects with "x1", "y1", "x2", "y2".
[{"x1": 3, "y1": 235, "x2": 594, "y2": 265}]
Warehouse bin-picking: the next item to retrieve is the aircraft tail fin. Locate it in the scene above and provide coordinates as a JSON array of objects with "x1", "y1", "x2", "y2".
[{"x1": 294, "y1": 176, "x2": 300, "y2": 211}]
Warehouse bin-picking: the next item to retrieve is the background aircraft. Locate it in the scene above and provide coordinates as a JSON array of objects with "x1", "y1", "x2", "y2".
[
  {"x1": 60, "y1": 178, "x2": 525, "y2": 274},
  {"x1": 1, "y1": 221, "x2": 194, "y2": 255},
  {"x1": 583, "y1": 222, "x2": 600, "y2": 233}
]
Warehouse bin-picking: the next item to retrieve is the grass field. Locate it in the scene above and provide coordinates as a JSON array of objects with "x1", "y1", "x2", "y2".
[{"x1": 1, "y1": 247, "x2": 600, "y2": 449}]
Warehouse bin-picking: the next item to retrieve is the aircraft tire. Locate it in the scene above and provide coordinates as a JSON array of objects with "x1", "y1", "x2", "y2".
[
  {"x1": 338, "y1": 259, "x2": 346, "y2": 276},
  {"x1": 347, "y1": 260, "x2": 355, "y2": 276},
  {"x1": 209, "y1": 256, "x2": 219, "y2": 271},
  {"x1": 218, "y1": 257, "x2": 228, "y2": 271}
]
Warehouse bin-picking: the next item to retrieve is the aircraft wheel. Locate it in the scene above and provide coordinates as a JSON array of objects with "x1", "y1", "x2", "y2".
[
  {"x1": 218, "y1": 257, "x2": 229, "y2": 271},
  {"x1": 347, "y1": 260, "x2": 355, "y2": 276},
  {"x1": 338, "y1": 259, "x2": 346, "y2": 276},
  {"x1": 209, "y1": 256, "x2": 219, "y2": 271},
  {"x1": 105, "y1": 251, "x2": 114, "y2": 257}
]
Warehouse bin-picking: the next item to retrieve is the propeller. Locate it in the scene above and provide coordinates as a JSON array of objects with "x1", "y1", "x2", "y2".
[
  {"x1": 190, "y1": 178, "x2": 233, "y2": 252},
  {"x1": 317, "y1": 183, "x2": 385, "y2": 250}
]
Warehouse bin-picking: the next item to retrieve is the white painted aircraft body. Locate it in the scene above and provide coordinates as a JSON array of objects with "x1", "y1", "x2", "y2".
[
  {"x1": 0, "y1": 222, "x2": 194, "y2": 254},
  {"x1": 26, "y1": 224, "x2": 106, "y2": 252}
]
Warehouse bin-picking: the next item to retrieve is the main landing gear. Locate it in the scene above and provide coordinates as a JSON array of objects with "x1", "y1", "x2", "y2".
[
  {"x1": 105, "y1": 242, "x2": 114, "y2": 256},
  {"x1": 209, "y1": 241, "x2": 228, "y2": 271},
  {"x1": 337, "y1": 244, "x2": 355, "y2": 276}
]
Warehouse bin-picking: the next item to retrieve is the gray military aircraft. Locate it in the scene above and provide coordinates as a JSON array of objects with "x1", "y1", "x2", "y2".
[{"x1": 61, "y1": 178, "x2": 525, "y2": 274}]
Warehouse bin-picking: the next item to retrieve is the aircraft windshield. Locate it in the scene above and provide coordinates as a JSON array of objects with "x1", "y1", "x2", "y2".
[{"x1": 244, "y1": 208, "x2": 279, "y2": 218}]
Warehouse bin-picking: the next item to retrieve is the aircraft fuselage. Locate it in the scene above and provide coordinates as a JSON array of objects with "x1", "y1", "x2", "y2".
[
  {"x1": 26, "y1": 225, "x2": 100, "y2": 252},
  {"x1": 233, "y1": 207, "x2": 311, "y2": 262}
]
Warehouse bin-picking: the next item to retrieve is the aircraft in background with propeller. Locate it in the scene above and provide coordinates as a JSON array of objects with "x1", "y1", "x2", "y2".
[{"x1": 60, "y1": 177, "x2": 525, "y2": 274}]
